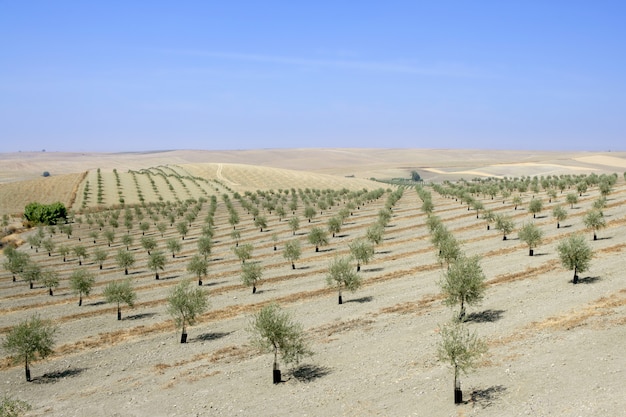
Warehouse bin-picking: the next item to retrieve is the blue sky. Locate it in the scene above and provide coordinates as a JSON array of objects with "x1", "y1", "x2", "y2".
[{"x1": 1, "y1": 1, "x2": 625, "y2": 152}]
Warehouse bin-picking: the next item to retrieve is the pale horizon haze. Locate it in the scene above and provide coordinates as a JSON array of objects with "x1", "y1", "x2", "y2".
[{"x1": 1, "y1": 2, "x2": 625, "y2": 153}]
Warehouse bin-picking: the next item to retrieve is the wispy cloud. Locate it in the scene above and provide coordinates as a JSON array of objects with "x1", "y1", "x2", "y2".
[{"x1": 158, "y1": 49, "x2": 491, "y2": 79}]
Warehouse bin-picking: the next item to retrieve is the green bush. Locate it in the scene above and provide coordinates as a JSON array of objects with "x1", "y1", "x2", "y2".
[{"x1": 23, "y1": 202, "x2": 67, "y2": 225}]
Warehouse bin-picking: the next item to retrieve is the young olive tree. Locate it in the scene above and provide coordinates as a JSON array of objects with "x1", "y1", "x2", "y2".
[
  {"x1": 349, "y1": 238, "x2": 374, "y2": 272},
  {"x1": 437, "y1": 320, "x2": 487, "y2": 404},
  {"x1": 166, "y1": 237, "x2": 182, "y2": 258},
  {"x1": 40, "y1": 269, "x2": 59, "y2": 296},
  {"x1": 92, "y1": 247, "x2": 108, "y2": 270},
  {"x1": 283, "y1": 239, "x2": 302, "y2": 269},
  {"x1": 326, "y1": 256, "x2": 362, "y2": 304},
  {"x1": 167, "y1": 280, "x2": 209, "y2": 343},
  {"x1": 248, "y1": 303, "x2": 312, "y2": 384},
  {"x1": 2, "y1": 247, "x2": 29, "y2": 282},
  {"x1": 187, "y1": 254, "x2": 208, "y2": 286},
  {"x1": 552, "y1": 205, "x2": 567, "y2": 229},
  {"x1": 2, "y1": 315, "x2": 57, "y2": 382},
  {"x1": 103, "y1": 279, "x2": 136, "y2": 320},
  {"x1": 528, "y1": 198, "x2": 543, "y2": 218},
  {"x1": 517, "y1": 222, "x2": 543, "y2": 256},
  {"x1": 583, "y1": 209, "x2": 606, "y2": 240},
  {"x1": 70, "y1": 268, "x2": 95, "y2": 306},
  {"x1": 241, "y1": 262, "x2": 263, "y2": 294},
  {"x1": 288, "y1": 216, "x2": 300, "y2": 235},
  {"x1": 307, "y1": 227, "x2": 329, "y2": 252},
  {"x1": 73, "y1": 245, "x2": 88, "y2": 266},
  {"x1": 495, "y1": 215, "x2": 515, "y2": 241},
  {"x1": 233, "y1": 243, "x2": 253, "y2": 264},
  {"x1": 115, "y1": 248, "x2": 135, "y2": 275},
  {"x1": 438, "y1": 255, "x2": 486, "y2": 320},
  {"x1": 557, "y1": 234, "x2": 593, "y2": 284},
  {"x1": 148, "y1": 250, "x2": 166, "y2": 279}
]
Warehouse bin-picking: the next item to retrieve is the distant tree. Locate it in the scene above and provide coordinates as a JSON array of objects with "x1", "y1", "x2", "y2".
[
  {"x1": 230, "y1": 229, "x2": 241, "y2": 247},
  {"x1": 148, "y1": 250, "x2": 166, "y2": 279},
  {"x1": 438, "y1": 255, "x2": 486, "y2": 320},
  {"x1": 233, "y1": 243, "x2": 253, "y2": 264},
  {"x1": 547, "y1": 188, "x2": 557, "y2": 203},
  {"x1": 241, "y1": 262, "x2": 263, "y2": 294},
  {"x1": 103, "y1": 279, "x2": 137, "y2": 320},
  {"x1": 103, "y1": 229, "x2": 115, "y2": 247},
  {"x1": 92, "y1": 247, "x2": 108, "y2": 270},
  {"x1": 512, "y1": 195, "x2": 522, "y2": 210},
  {"x1": 20, "y1": 261, "x2": 41, "y2": 290},
  {"x1": 40, "y1": 269, "x2": 59, "y2": 296},
  {"x1": 167, "y1": 280, "x2": 209, "y2": 343},
  {"x1": 271, "y1": 233, "x2": 279, "y2": 251},
  {"x1": 3, "y1": 248, "x2": 30, "y2": 282},
  {"x1": 528, "y1": 198, "x2": 543, "y2": 218},
  {"x1": 2, "y1": 314, "x2": 56, "y2": 381},
  {"x1": 228, "y1": 211, "x2": 240, "y2": 230},
  {"x1": 307, "y1": 227, "x2": 329, "y2": 252},
  {"x1": 197, "y1": 235, "x2": 213, "y2": 261},
  {"x1": 187, "y1": 254, "x2": 208, "y2": 286},
  {"x1": 88, "y1": 230, "x2": 99, "y2": 244},
  {"x1": 156, "y1": 222, "x2": 167, "y2": 237},
  {"x1": 349, "y1": 238, "x2": 374, "y2": 272},
  {"x1": 326, "y1": 256, "x2": 361, "y2": 304},
  {"x1": 115, "y1": 249, "x2": 135, "y2": 275},
  {"x1": 552, "y1": 205, "x2": 568, "y2": 229},
  {"x1": 57, "y1": 244, "x2": 70, "y2": 263},
  {"x1": 495, "y1": 215, "x2": 515, "y2": 240},
  {"x1": 437, "y1": 320, "x2": 487, "y2": 404},
  {"x1": 166, "y1": 238, "x2": 182, "y2": 258},
  {"x1": 69, "y1": 268, "x2": 95, "y2": 306},
  {"x1": 471, "y1": 200, "x2": 484, "y2": 219},
  {"x1": 248, "y1": 303, "x2": 312, "y2": 384},
  {"x1": 566, "y1": 193, "x2": 578, "y2": 209},
  {"x1": 518, "y1": 222, "x2": 544, "y2": 256},
  {"x1": 283, "y1": 239, "x2": 302, "y2": 269},
  {"x1": 176, "y1": 221, "x2": 189, "y2": 240},
  {"x1": 593, "y1": 196, "x2": 607, "y2": 211},
  {"x1": 121, "y1": 234, "x2": 133, "y2": 250},
  {"x1": 140, "y1": 236, "x2": 157, "y2": 255},
  {"x1": 366, "y1": 223, "x2": 385, "y2": 246},
  {"x1": 23, "y1": 202, "x2": 67, "y2": 225},
  {"x1": 288, "y1": 216, "x2": 300, "y2": 235},
  {"x1": 304, "y1": 206, "x2": 316, "y2": 223},
  {"x1": 599, "y1": 181, "x2": 611, "y2": 197},
  {"x1": 576, "y1": 181, "x2": 588, "y2": 196},
  {"x1": 139, "y1": 221, "x2": 150, "y2": 235},
  {"x1": 411, "y1": 170, "x2": 422, "y2": 182},
  {"x1": 557, "y1": 234, "x2": 593, "y2": 284},
  {"x1": 482, "y1": 210, "x2": 495, "y2": 231},
  {"x1": 583, "y1": 209, "x2": 606, "y2": 240},
  {"x1": 254, "y1": 215, "x2": 268, "y2": 232},
  {"x1": 72, "y1": 245, "x2": 88, "y2": 266},
  {"x1": 327, "y1": 216, "x2": 342, "y2": 237},
  {"x1": 41, "y1": 238, "x2": 55, "y2": 257}
]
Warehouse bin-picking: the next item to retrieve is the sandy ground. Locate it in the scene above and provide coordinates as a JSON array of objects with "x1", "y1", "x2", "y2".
[{"x1": 1, "y1": 165, "x2": 625, "y2": 416}]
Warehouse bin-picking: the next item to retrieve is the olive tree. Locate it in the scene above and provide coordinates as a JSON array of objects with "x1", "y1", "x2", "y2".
[
  {"x1": 0, "y1": 395, "x2": 31, "y2": 416},
  {"x1": 148, "y1": 250, "x2": 166, "y2": 279},
  {"x1": 307, "y1": 227, "x2": 329, "y2": 252},
  {"x1": 566, "y1": 193, "x2": 578, "y2": 209},
  {"x1": 283, "y1": 239, "x2": 302, "y2": 269},
  {"x1": 166, "y1": 238, "x2": 182, "y2": 258},
  {"x1": 121, "y1": 234, "x2": 133, "y2": 250},
  {"x1": 233, "y1": 243, "x2": 253, "y2": 264},
  {"x1": 517, "y1": 222, "x2": 543, "y2": 256},
  {"x1": 69, "y1": 268, "x2": 95, "y2": 306},
  {"x1": 40, "y1": 269, "x2": 59, "y2": 296},
  {"x1": 187, "y1": 254, "x2": 208, "y2": 286},
  {"x1": 437, "y1": 320, "x2": 487, "y2": 404},
  {"x1": 2, "y1": 247, "x2": 29, "y2": 282},
  {"x1": 2, "y1": 315, "x2": 56, "y2": 382},
  {"x1": 167, "y1": 280, "x2": 209, "y2": 343},
  {"x1": 241, "y1": 262, "x2": 263, "y2": 294},
  {"x1": 20, "y1": 261, "x2": 41, "y2": 290},
  {"x1": 495, "y1": 215, "x2": 515, "y2": 241},
  {"x1": 248, "y1": 303, "x2": 312, "y2": 384},
  {"x1": 92, "y1": 247, "x2": 108, "y2": 270},
  {"x1": 115, "y1": 249, "x2": 135, "y2": 275},
  {"x1": 73, "y1": 245, "x2": 88, "y2": 266},
  {"x1": 103, "y1": 279, "x2": 136, "y2": 320},
  {"x1": 583, "y1": 209, "x2": 606, "y2": 241},
  {"x1": 438, "y1": 255, "x2": 486, "y2": 320},
  {"x1": 557, "y1": 234, "x2": 593, "y2": 284},
  {"x1": 288, "y1": 216, "x2": 300, "y2": 235},
  {"x1": 326, "y1": 256, "x2": 362, "y2": 304},
  {"x1": 552, "y1": 205, "x2": 567, "y2": 228},
  {"x1": 327, "y1": 216, "x2": 342, "y2": 237},
  {"x1": 140, "y1": 236, "x2": 157, "y2": 255},
  {"x1": 528, "y1": 198, "x2": 543, "y2": 218},
  {"x1": 349, "y1": 238, "x2": 374, "y2": 272}
]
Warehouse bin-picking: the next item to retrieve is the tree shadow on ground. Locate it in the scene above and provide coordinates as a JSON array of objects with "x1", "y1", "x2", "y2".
[
  {"x1": 376, "y1": 250, "x2": 392, "y2": 255},
  {"x1": 577, "y1": 276, "x2": 601, "y2": 284},
  {"x1": 203, "y1": 280, "x2": 227, "y2": 287},
  {"x1": 289, "y1": 364, "x2": 332, "y2": 382},
  {"x1": 34, "y1": 368, "x2": 85, "y2": 384},
  {"x1": 125, "y1": 312, "x2": 156, "y2": 320},
  {"x1": 318, "y1": 248, "x2": 334, "y2": 253},
  {"x1": 298, "y1": 265, "x2": 311, "y2": 270},
  {"x1": 470, "y1": 385, "x2": 507, "y2": 407},
  {"x1": 345, "y1": 296, "x2": 373, "y2": 304},
  {"x1": 255, "y1": 288, "x2": 275, "y2": 294},
  {"x1": 465, "y1": 309, "x2": 505, "y2": 323},
  {"x1": 159, "y1": 274, "x2": 180, "y2": 280},
  {"x1": 89, "y1": 300, "x2": 107, "y2": 306},
  {"x1": 596, "y1": 236, "x2": 612, "y2": 240},
  {"x1": 336, "y1": 234, "x2": 350, "y2": 238},
  {"x1": 194, "y1": 331, "x2": 231, "y2": 342},
  {"x1": 364, "y1": 267, "x2": 384, "y2": 273}
]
